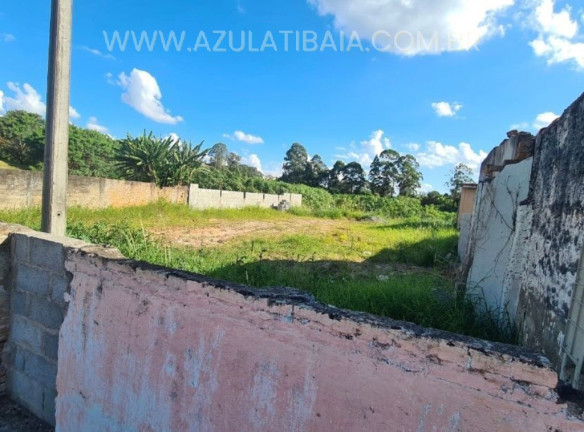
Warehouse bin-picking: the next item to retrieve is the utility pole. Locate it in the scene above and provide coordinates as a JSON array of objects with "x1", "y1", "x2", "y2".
[{"x1": 41, "y1": 0, "x2": 73, "y2": 236}]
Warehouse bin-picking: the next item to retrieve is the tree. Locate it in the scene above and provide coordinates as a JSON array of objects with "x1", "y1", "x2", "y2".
[
  {"x1": 281, "y1": 143, "x2": 309, "y2": 184},
  {"x1": 396, "y1": 154, "x2": 423, "y2": 197},
  {"x1": 341, "y1": 162, "x2": 368, "y2": 194},
  {"x1": 117, "y1": 132, "x2": 208, "y2": 187},
  {"x1": 306, "y1": 154, "x2": 328, "y2": 188},
  {"x1": 208, "y1": 143, "x2": 229, "y2": 169},
  {"x1": 447, "y1": 163, "x2": 474, "y2": 200},
  {"x1": 227, "y1": 152, "x2": 241, "y2": 170},
  {"x1": 327, "y1": 160, "x2": 346, "y2": 194},
  {"x1": 68, "y1": 126, "x2": 121, "y2": 178},
  {"x1": 369, "y1": 149, "x2": 400, "y2": 197},
  {"x1": 0, "y1": 110, "x2": 45, "y2": 168}
]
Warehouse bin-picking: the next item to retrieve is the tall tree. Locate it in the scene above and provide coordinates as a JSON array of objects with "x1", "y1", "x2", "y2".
[
  {"x1": 369, "y1": 149, "x2": 401, "y2": 197},
  {"x1": 227, "y1": 152, "x2": 242, "y2": 170},
  {"x1": 327, "y1": 160, "x2": 346, "y2": 194},
  {"x1": 341, "y1": 162, "x2": 368, "y2": 194},
  {"x1": 281, "y1": 143, "x2": 309, "y2": 184},
  {"x1": 447, "y1": 163, "x2": 474, "y2": 200},
  {"x1": 0, "y1": 110, "x2": 45, "y2": 168},
  {"x1": 306, "y1": 154, "x2": 328, "y2": 188},
  {"x1": 208, "y1": 143, "x2": 229, "y2": 169},
  {"x1": 396, "y1": 154, "x2": 423, "y2": 197}
]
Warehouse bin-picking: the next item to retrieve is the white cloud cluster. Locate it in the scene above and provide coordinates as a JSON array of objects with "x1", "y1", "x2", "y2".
[
  {"x1": 118, "y1": 69, "x2": 183, "y2": 125},
  {"x1": 336, "y1": 129, "x2": 391, "y2": 167},
  {"x1": 1, "y1": 82, "x2": 80, "y2": 119},
  {"x1": 528, "y1": 0, "x2": 584, "y2": 69},
  {"x1": 223, "y1": 130, "x2": 264, "y2": 145},
  {"x1": 510, "y1": 110, "x2": 560, "y2": 131},
  {"x1": 86, "y1": 117, "x2": 109, "y2": 134},
  {"x1": 432, "y1": 101, "x2": 463, "y2": 117},
  {"x1": 241, "y1": 154, "x2": 263, "y2": 172},
  {"x1": 416, "y1": 141, "x2": 488, "y2": 170},
  {"x1": 307, "y1": 0, "x2": 513, "y2": 55},
  {"x1": 533, "y1": 111, "x2": 560, "y2": 129}
]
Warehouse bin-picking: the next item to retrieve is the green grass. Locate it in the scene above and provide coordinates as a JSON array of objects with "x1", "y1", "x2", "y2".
[{"x1": 0, "y1": 202, "x2": 516, "y2": 343}]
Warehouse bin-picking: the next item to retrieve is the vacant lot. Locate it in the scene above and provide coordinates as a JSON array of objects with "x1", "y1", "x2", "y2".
[{"x1": 0, "y1": 202, "x2": 513, "y2": 343}]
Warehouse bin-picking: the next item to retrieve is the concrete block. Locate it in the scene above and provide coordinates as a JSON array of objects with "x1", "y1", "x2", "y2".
[
  {"x1": 30, "y1": 238, "x2": 65, "y2": 273},
  {"x1": 15, "y1": 264, "x2": 50, "y2": 296},
  {"x1": 50, "y1": 273, "x2": 70, "y2": 305},
  {"x1": 23, "y1": 349, "x2": 57, "y2": 389},
  {"x1": 10, "y1": 290, "x2": 28, "y2": 316},
  {"x1": 42, "y1": 386, "x2": 57, "y2": 426},
  {"x1": 12, "y1": 234, "x2": 29, "y2": 263},
  {"x1": 43, "y1": 332, "x2": 59, "y2": 361},
  {"x1": 8, "y1": 368, "x2": 44, "y2": 419},
  {"x1": 29, "y1": 296, "x2": 64, "y2": 330},
  {"x1": 10, "y1": 316, "x2": 42, "y2": 349}
]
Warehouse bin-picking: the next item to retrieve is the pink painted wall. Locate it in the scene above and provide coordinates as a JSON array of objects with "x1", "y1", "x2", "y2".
[{"x1": 55, "y1": 248, "x2": 584, "y2": 432}]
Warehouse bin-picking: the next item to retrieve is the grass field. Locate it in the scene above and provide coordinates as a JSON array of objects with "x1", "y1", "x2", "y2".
[{"x1": 0, "y1": 202, "x2": 515, "y2": 343}]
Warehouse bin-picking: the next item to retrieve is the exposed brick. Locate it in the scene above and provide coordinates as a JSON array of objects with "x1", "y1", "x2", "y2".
[
  {"x1": 10, "y1": 316, "x2": 42, "y2": 349},
  {"x1": 50, "y1": 273, "x2": 69, "y2": 305},
  {"x1": 9, "y1": 368, "x2": 44, "y2": 419},
  {"x1": 12, "y1": 234, "x2": 29, "y2": 263},
  {"x1": 29, "y1": 296, "x2": 64, "y2": 330},
  {"x1": 15, "y1": 264, "x2": 49, "y2": 296},
  {"x1": 30, "y1": 238, "x2": 64, "y2": 273},
  {"x1": 22, "y1": 350, "x2": 57, "y2": 389},
  {"x1": 10, "y1": 290, "x2": 28, "y2": 316},
  {"x1": 43, "y1": 386, "x2": 57, "y2": 426},
  {"x1": 43, "y1": 333, "x2": 59, "y2": 361}
]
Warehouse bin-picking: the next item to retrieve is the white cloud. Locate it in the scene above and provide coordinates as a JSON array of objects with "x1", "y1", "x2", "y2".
[
  {"x1": 4, "y1": 82, "x2": 46, "y2": 116},
  {"x1": 3, "y1": 82, "x2": 80, "y2": 120},
  {"x1": 406, "y1": 143, "x2": 420, "y2": 152},
  {"x1": 86, "y1": 117, "x2": 109, "y2": 134},
  {"x1": 223, "y1": 130, "x2": 264, "y2": 145},
  {"x1": 416, "y1": 141, "x2": 488, "y2": 170},
  {"x1": 263, "y1": 161, "x2": 284, "y2": 178},
  {"x1": 80, "y1": 46, "x2": 115, "y2": 60},
  {"x1": 533, "y1": 111, "x2": 560, "y2": 129},
  {"x1": 117, "y1": 69, "x2": 184, "y2": 125},
  {"x1": 241, "y1": 154, "x2": 263, "y2": 172},
  {"x1": 528, "y1": 0, "x2": 584, "y2": 69},
  {"x1": 69, "y1": 106, "x2": 80, "y2": 119},
  {"x1": 166, "y1": 132, "x2": 181, "y2": 144},
  {"x1": 431, "y1": 101, "x2": 463, "y2": 117},
  {"x1": 2, "y1": 33, "x2": 15, "y2": 43},
  {"x1": 337, "y1": 129, "x2": 392, "y2": 167},
  {"x1": 307, "y1": 0, "x2": 514, "y2": 55},
  {"x1": 419, "y1": 183, "x2": 434, "y2": 194}
]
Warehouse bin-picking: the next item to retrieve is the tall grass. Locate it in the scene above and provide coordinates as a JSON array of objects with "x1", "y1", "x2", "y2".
[{"x1": 0, "y1": 202, "x2": 515, "y2": 344}]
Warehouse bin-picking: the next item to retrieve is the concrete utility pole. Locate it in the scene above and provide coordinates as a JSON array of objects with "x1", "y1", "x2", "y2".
[{"x1": 42, "y1": 0, "x2": 73, "y2": 236}]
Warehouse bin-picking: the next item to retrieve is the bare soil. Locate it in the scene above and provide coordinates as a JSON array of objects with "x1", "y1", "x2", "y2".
[{"x1": 149, "y1": 218, "x2": 347, "y2": 248}]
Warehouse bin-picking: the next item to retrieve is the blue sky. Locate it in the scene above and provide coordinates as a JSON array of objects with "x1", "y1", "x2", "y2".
[{"x1": 0, "y1": 0, "x2": 583, "y2": 192}]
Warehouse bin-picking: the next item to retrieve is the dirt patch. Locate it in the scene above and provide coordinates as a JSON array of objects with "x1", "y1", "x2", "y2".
[{"x1": 149, "y1": 218, "x2": 348, "y2": 248}]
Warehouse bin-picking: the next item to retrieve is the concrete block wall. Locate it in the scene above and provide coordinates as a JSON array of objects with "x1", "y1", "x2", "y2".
[
  {"x1": 0, "y1": 169, "x2": 189, "y2": 210},
  {"x1": 1, "y1": 230, "x2": 81, "y2": 425},
  {"x1": 0, "y1": 232, "x2": 10, "y2": 395},
  {"x1": 188, "y1": 184, "x2": 303, "y2": 210}
]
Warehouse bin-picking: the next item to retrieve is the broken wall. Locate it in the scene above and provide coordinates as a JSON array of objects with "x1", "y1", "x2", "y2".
[{"x1": 461, "y1": 92, "x2": 584, "y2": 368}]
